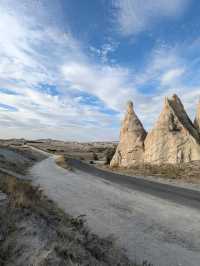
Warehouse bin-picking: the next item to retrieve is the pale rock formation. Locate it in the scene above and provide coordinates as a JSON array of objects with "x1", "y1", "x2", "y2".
[
  {"x1": 144, "y1": 94, "x2": 200, "y2": 164},
  {"x1": 194, "y1": 100, "x2": 200, "y2": 135},
  {"x1": 110, "y1": 101, "x2": 147, "y2": 167}
]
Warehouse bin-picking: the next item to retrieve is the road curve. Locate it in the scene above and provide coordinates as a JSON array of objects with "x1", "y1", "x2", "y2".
[
  {"x1": 69, "y1": 159, "x2": 200, "y2": 210},
  {"x1": 28, "y1": 156, "x2": 200, "y2": 266}
]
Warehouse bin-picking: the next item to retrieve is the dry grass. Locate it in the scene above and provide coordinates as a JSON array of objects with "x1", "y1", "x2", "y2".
[
  {"x1": 55, "y1": 155, "x2": 73, "y2": 171},
  {"x1": 104, "y1": 161, "x2": 200, "y2": 183}
]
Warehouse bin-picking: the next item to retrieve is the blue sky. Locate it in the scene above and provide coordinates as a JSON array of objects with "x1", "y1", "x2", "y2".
[{"x1": 0, "y1": 0, "x2": 200, "y2": 140}]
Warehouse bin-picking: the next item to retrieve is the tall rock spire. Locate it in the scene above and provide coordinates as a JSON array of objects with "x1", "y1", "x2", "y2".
[
  {"x1": 194, "y1": 100, "x2": 200, "y2": 135},
  {"x1": 144, "y1": 94, "x2": 200, "y2": 164},
  {"x1": 110, "y1": 101, "x2": 147, "y2": 167}
]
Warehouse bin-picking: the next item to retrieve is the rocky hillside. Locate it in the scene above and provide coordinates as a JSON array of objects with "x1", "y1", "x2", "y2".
[{"x1": 111, "y1": 95, "x2": 200, "y2": 166}]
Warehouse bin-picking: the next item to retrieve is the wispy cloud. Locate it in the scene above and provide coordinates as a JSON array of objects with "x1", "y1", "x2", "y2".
[
  {"x1": 62, "y1": 62, "x2": 135, "y2": 111},
  {"x1": 0, "y1": 2, "x2": 122, "y2": 140},
  {"x1": 161, "y1": 68, "x2": 185, "y2": 85},
  {"x1": 0, "y1": 0, "x2": 199, "y2": 141},
  {"x1": 90, "y1": 41, "x2": 119, "y2": 64},
  {"x1": 112, "y1": 0, "x2": 189, "y2": 36}
]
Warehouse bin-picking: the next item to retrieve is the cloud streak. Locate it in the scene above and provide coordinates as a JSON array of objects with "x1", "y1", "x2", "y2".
[
  {"x1": 0, "y1": 0, "x2": 199, "y2": 141},
  {"x1": 113, "y1": 0, "x2": 189, "y2": 36},
  {"x1": 0, "y1": 1, "x2": 122, "y2": 140}
]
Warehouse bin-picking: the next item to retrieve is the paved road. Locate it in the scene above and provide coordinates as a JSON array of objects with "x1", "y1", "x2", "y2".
[
  {"x1": 29, "y1": 157, "x2": 200, "y2": 266},
  {"x1": 69, "y1": 159, "x2": 200, "y2": 210}
]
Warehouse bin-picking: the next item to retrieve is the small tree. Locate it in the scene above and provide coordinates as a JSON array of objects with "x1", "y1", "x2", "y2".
[{"x1": 105, "y1": 148, "x2": 116, "y2": 165}]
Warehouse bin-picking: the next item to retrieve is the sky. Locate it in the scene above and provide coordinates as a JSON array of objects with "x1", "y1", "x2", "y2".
[{"x1": 0, "y1": 0, "x2": 200, "y2": 141}]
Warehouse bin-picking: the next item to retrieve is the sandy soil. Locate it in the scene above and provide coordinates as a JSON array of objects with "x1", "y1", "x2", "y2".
[
  {"x1": 98, "y1": 164, "x2": 200, "y2": 192},
  {"x1": 29, "y1": 156, "x2": 200, "y2": 266}
]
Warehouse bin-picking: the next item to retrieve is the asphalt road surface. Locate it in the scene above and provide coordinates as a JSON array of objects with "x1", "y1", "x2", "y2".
[
  {"x1": 28, "y1": 156, "x2": 200, "y2": 266},
  {"x1": 69, "y1": 159, "x2": 200, "y2": 210}
]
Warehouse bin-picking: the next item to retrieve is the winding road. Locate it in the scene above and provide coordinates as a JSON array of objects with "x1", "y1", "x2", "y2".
[
  {"x1": 69, "y1": 159, "x2": 200, "y2": 210},
  {"x1": 28, "y1": 156, "x2": 200, "y2": 266}
]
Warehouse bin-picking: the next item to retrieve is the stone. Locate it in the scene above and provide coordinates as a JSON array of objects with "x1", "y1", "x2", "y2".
[
  {"x1": 194, "y1": 100, "x2": 200, "y2": 135},
  {"x1": 110, "y1": 101, "x2": 147, "y2": 167},
  {"x1": 144, "y1": 94, "x2": 200, "y2": 164}
]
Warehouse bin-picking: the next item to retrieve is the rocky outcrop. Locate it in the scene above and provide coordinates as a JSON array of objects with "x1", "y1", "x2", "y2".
[
  {"x1": 110, "y1": 101, "x2": 147, "y2": 167},
  {"x1": 194, "y1": 100, "x2": 200, "y2": 135},
  {"x1": 144, "y1": 95, "x2": 200, "y2": 164}
]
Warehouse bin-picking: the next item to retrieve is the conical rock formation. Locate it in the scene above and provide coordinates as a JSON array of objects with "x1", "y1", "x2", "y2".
[
  {"x1": 194, "y1": 100, "x2": 200, "y2": 135},
  {"x1": 144, "y1": 94, "x2": 200, "y2": 164},
  {"x1": 110, "y1": 101, "x2": 147, "y2": 167}
]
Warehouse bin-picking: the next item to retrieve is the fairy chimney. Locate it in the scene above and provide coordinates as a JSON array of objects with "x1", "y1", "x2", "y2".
[
  {"x1": 144, "y1": 94, "x2": 200, "y2": 164},
  {"x1": 194, "y1": 100, "x2": 200, "y2": 135},
  {"x1": 110, "y1": 101, "x2": 147, "y2": 167}
]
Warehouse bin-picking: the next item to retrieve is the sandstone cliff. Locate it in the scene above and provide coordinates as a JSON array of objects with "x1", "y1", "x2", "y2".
[
  {"x1": 194, "y1": 100, "x2": 200, "y2": 135},
  {"x1": 144, "y1": 95, "x2": 200, "y2": 164},
  {"x1": 110, "y1": 101, "x2": 147, "y2": 167}
]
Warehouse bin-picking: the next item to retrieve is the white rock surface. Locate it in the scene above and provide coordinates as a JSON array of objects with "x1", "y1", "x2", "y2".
[
  {"x1": 110, "y1": 101, "x2": 146, "y2": 167},
  {"x1": 144, "y1": 95, "x2": 200, "y2": 164},
  {"x1": 194, "y1": 100, "x2": 200, "y2": 135}
]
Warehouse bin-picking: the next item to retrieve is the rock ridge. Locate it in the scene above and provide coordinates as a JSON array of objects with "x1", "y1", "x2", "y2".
[{"x1": 111, "y1": 95, "x2": 200, "y2": 167}]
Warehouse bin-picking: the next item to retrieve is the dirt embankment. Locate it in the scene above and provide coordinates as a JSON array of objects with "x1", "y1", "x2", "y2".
[
  {"x1": 0, "y1": 174, "x2": 138, "y2": 266},
  {"x1": 0, "y1": 145, "x2": 140, "y2": 266},
  {"x1": 0, "y1": 145, "x2": 47, "y2": 174}
]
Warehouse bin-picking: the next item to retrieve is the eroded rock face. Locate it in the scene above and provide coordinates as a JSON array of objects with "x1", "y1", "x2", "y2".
[
  {"x1": 110, "y1": 101, "x2": 147, "y2": 167},
  {"x1": 144, "y1": 95, "x2": 200, "y2": 164},
  {"x1": 194, "y1": 101, "x2": 200, "y2": 135}
]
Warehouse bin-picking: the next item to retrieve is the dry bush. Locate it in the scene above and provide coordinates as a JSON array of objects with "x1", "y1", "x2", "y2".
[
  {"x1": 0, "y1": 174, "x2": 42, "y2": 208},
  {"x1": 109, "y1": 161, "x2": 200, "y2": 182},
  {"x1": 55, "y1": 155, "x2": 73, "y2": 171},
  {"x1": 104, "y1": 148, "x2": 116, "y2": 165}
]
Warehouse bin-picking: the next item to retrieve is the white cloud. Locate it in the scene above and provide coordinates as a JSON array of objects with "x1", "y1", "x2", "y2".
[
  {"x1": 113, "y1": 0, "x2": 189, "y2": 36},
  {"x1": 132, "y1": 46, "x2": 182, "y2": 87},
  {"x1": 0, "y1": 0, "x2": 199, "y2": 142},
  {"x1": 161, "y1": 68, "x2": 185, "y2": 85},
  {"x1": 0, "y1": 2, "x2": 122, "y2": 140},
  {"x1": 62, "y1": 62, "x2": 135, "y2": 111},
  {"x1": 126, "y1": 44, "x2": 200, "y2": 128},
  {"x1": 0, "y1": 3, "x2": 82, "y2": 88},
  {"x1": 90, "y1": 42, "x2": 119, "y2": 63}
]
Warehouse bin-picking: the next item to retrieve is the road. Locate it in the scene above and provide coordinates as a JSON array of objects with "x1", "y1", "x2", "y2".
[
  {"x1": 69, "y1": 159, "x2": 200, "y2": 210},
  {"x1": 28, "y1": 156, "x2": 200, "y2": 266}
]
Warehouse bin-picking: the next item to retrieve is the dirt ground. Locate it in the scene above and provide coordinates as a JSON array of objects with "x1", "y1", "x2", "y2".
[
  {"x1": 0, "y1": 142, "x2": 139, "y2": 266},
  {"x1": 0, "y1": 173, "x2": 138, "y2": 266}
]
